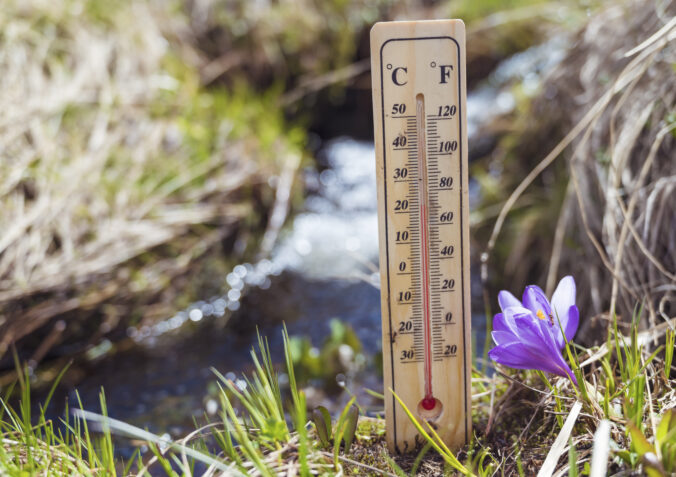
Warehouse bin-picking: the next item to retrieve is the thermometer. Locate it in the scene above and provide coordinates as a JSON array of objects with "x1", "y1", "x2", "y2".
[{"x1": 370, "y1": 20, "x2": 471, "y2": 453}]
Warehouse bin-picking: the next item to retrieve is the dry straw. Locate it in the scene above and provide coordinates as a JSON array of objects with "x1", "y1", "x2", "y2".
[
  {"x1": 483, "y1": 0, "x2": 675, "y2": 335},
  {"x1": 0, "y1": 0, "x2": 297, "y2": 359}
]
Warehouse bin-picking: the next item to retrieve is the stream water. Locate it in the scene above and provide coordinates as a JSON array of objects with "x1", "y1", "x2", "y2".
[{"x1": 47, "y1": 36, "x2": 568, "y2": 446}]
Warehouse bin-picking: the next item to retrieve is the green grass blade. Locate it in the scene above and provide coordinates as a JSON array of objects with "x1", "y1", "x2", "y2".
[
  {"x1": 390, "y1": 389, "x2": 472, "y2": 476},
  {"x1": 72, "y1": 408, "x2": 241, "y2": 475}
]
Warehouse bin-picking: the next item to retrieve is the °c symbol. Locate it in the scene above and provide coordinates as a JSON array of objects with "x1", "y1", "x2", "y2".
[
  {"x1": 430, "y1": 61, "x2": 437, "y2": 68},
  {"x1": 386, "y1": 63, "x2": 393, "y2": 70}
]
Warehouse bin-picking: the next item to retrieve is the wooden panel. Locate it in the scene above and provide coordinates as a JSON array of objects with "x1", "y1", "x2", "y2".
[{"x1": 370, "y1": 20, "x2": 471, "y2": 453}]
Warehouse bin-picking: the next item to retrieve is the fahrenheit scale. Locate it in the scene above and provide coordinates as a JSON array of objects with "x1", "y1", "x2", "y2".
[{"x1": 370, "y1": 20, "x2": 471, "y2": 453}]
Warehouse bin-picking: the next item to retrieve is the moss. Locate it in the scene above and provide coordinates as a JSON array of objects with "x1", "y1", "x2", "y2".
[
  {"x1": 450, "y1": 0, "x2": 550, "y2": 23},
  {"x1": 356, "y1": 417, "x2": 386, "y2": 442}
]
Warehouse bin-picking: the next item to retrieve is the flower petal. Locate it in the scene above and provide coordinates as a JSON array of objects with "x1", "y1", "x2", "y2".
[
  {"x1": 551, "y1": 276, "x2": 575, "y2": 314},
  {"x1": 536, "y1": 318, "x2": 578, "y2": 383},
  {"x1": 563, "y1": 305, "x2": 579, "y2": 342},
  {"x1": 536, "y1": 314, "x2": 560, "y2": 350},
  {"x1": 550, "y1": 276, "x2": 576, "y2": 333},
  {"x1": 506, "y1": 305, "x2": 540, "y2": 325},
  {"x1": 500, "y1": 313, "x2": 559, "y2": 367},
  {"x1": 514, "y1": 314, "x2": 551, "y2": 350},
  {"x1": 489, "y1": 342, "x2": 572, "y2": 378},
  {"x1": 503, "y1": 306, "x2": 534, "y2": 321},
  {"x1": 545, "y1": 356, "x2": 577, "y2": 384},
  {"x1": 488, "y1": 342, "x2": 541, "y2": 370},
  {"x1": 522, "y1": 285, "x2": 552, "y2": 317},
  {"x1": 492, "y1": 313, "x2": 508, "y2": 333},
  {"x1": 550, "y1": 355, "x2": 577, "y2": 384},
  {"x1": 549, "y1": 318, "x2": 566, "y2": 350},
  {"x1": 516, "y1": 316, "x2": 574, "y2": 378},
  {"x1": 491, "y1": 330, "x2": 520, "y2": 346},
  {"x1": 498, "y1": 290, "x2": 522, "y2": 312},
  {"x1": 495, "y1": 306, "x2": 533, "y2": 335}
]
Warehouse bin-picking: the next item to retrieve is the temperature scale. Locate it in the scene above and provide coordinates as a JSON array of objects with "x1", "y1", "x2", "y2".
[{"x1": 370, "y1": 20, "x2": 471, "y2": 453}]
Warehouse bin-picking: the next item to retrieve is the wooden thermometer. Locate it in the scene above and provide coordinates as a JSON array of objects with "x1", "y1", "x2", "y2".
[{"x1": 370, "y1": 20, "x2": 471, "y2": 453}]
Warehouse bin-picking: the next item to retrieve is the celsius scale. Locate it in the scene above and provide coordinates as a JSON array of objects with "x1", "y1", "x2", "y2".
[{"x1": 370, "y1": 20, "x2": 471, "y2": 453}]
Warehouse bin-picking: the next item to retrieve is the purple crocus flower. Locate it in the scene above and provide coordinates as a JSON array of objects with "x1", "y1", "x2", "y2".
[{"x1": 488, "y1": 276, "x2": 579, "y2": 385}]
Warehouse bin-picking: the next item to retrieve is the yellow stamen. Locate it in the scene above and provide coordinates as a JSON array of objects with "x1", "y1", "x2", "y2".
[{"x1": 536, "y1": 309, "x2": 547, "y2": 321}]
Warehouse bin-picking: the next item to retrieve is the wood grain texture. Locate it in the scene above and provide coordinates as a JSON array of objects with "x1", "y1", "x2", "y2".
[{"x1": 370, "y1": 19, "x2": 471, "y2": 454}]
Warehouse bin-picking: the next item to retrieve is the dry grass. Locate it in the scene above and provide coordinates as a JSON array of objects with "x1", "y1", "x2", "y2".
[
  {"x1": 0, "y1": 0, "x2": 302, "y2": 361},
  {"x1": 560, "y1": 2, "x2": 676, "y2": 334},
  {"x1": 480, "y1": 0, "x2": 675, "y2": 336}
]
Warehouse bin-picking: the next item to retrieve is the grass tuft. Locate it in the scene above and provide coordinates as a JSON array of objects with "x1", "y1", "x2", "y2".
[{"x1": 1, "y1": 306, "x2": 675, "y2": 475}]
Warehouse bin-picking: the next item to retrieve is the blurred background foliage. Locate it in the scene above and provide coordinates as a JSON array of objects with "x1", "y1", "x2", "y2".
[{"x1": 0, "y1": 0, "x2": 594, "y2": 369}]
